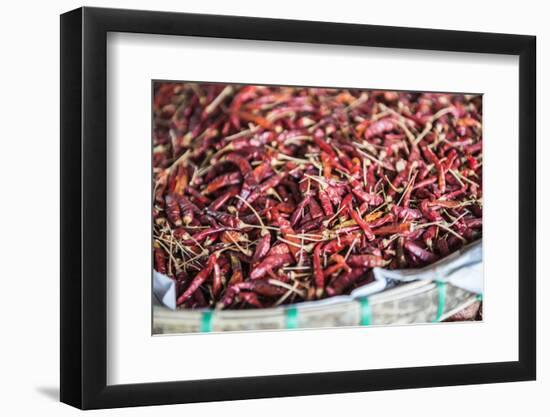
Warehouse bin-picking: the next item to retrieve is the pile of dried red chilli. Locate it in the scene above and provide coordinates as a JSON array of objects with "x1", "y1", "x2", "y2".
[{"x1": 153, "y1": 83, "x2": 482, "y2": 310}]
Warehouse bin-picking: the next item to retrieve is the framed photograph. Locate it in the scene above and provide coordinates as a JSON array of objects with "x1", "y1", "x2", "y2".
[{"x1": 60, "y1": 6, "x2": 536, "y2": 409}]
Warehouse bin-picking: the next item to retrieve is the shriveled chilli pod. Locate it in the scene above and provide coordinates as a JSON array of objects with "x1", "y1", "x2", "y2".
[{"x1": 153, "y1": 83, "x2": 482, "y2": 309}]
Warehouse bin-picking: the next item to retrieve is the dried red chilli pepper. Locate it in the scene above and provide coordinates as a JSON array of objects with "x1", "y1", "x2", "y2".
[
  {"x1": 251, "y1": 232, "x2": 271, "y2": 266},
  {"x1": 191, "y1": 287, "x2": 208, "y2": 308},
  {"x1": 373, "y1": 222, "x2": 412, "y2": 236},
  {"x1": 352, "y1": 187, "x2": 384, "y2": 206},
  {"x1": 224, "y1": 153, "x2": 252, "y2": 176},
  {"x1": 241, "y1": 174, "x2": 283, "y2": 211},
  {"x1": 184, "y1": 227, "x2": 227, "y2": 244},
  {"x1": 318, "y1": 188, "x2": 334, "y2": 216},
  {"x1": 205, "y1": 210, "x2": 241, "y2": 228},
  {"x1": 323, "y1": 233, "x2": 361, "y2": 254},
  {"x1": 396, "y1": 237, "x2": 407, "y2": 268},
  {"x1": 465, "y1": 218, "x2": 483, "y2": 229},
  {"x1": 364, "y1": 118, "x2": 395, "y2": 140},
  {"x1": 347, "y1": 254, "x2": 386, "y2": 268},
  {"x1": 290, "y1": 195, "x2": 311, "y2": 226},
  {"x1": 368, "y1": 213, "x2": 394, "y2": 228},
  {"x1": 270, "y1": 207, "x2": 302, "y2": 260},
  {"x1": 164, "y1": 194, "x2": 182, "y2": 226},
  {"x1": 421, "y1": 145, "x2": 446, "y2": 194},
  {"x1": 154, "y1": 246, "x2": 167, "y2": 275},
  {"x1": 323, "y1": 254, "x2": 351, "y2": 278},
  {"x1": 299, "y1": 218, "x2": 324, "y2": 233},
  {"x1": 276, "y1": 201, "x2": 296, "y2": 214},
  {"x1": 250, "y1": 254, "x2": 293, "y2": 280},
  {"x1": 228, "y1": 254, "x2": 243, "y2": 285},
  {"x1": 326, "y1": 268, "x2": 366, "y2": 296},
  {"x1": 176, "y1": 253, "x2": 217, "y2": 306},
  {"x1": 266, "y1": 243, "x2": 290, "y2": 257},
  {"x1": 219, "y1": 280, "x2": 286, "y2": 308},
  {"x1": 238, "y1": 292, "x2": 263, "y2": 308},
  {"x1": 204, "y1": 172, "x2": 242, "y2": 194},
  {"x1": 404, "y1": 241, "x2": 438, "y2": 263},
  {"x1": 436, "y1": 237, "x2": 450, "y2": 256},
  {"x1": 185, "y1": 186, "x2": 211, "y2": 206},
  {"x1": 177, "y1": 195, "x2": 200, "y2": 225},
  {"x1": 387, "y1": 167, "x2": 409, "y2": 199},
  {"x1": 308, "y1": 197, "x2": 324, "y2": 220},
  {"x1": 345, "y1": 197, "x2": 374, "y2": 241},
  {"x1": 400, "y1": 172, "x2": 417, "y2": 208},
  {"x1": 209, "y1": 186, "x2": 240, "y2": 211},
  {"x1": 422, "y1": 225, "x2": 438, "y2": 248},
  {"x1": 442, "y1": 184, "x2": 468, "y2": 200},
  {"x1": 212, "y1": 260, "x2": 223, "y2": 298},
  {"x1": 420, "y1": 200, "x2": 442, "y2": 222},
  {"x1": 392, "y1": 206, "x2": 423, "y2": 220},
  {"x1": 313, "y1": 243, "x2": 325, "y2": 297}
]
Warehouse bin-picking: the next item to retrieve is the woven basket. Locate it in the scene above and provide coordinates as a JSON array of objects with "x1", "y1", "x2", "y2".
[{"x1": 153, "y1": 280, "x2": 480, "y2": 334}]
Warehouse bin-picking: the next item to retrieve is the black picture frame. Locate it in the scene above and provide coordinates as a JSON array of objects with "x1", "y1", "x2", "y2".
[{"x1": 60, "y1": 6, "x2": 536, "y2": 410}]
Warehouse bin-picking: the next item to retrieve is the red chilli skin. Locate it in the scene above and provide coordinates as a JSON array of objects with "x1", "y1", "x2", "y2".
[
  {"x1": 266, "y1": 243, "x2": 290, "y2": 257},
  {"x1": 413, "y1": 176, "x2": 437, "y2": 190},
  {"x1": 364, "y1": 118, "x2": 395, "y2": 140},
  {"x1": 346, "y1": 197, "x2": 375, "y2": 241},
  {"x1": 323, "y1": 254, "x2": 351, "y2": 278},
  {"x1": 404, "y1": 241, "x2": 438, "y2": 263},
  {"x1": 209, "y1": 186, "x2": 240, "y2": 211},
  {"x1": 372, "y1": 222, "x2": 412, "y2": 236},
  {"x1": 224, "y1": 153, "x2": 252, "y2": 176},
  {"x1": 290, "y1": 195, "x2": 311, "y2": 226},
  {"x1": 387, "y1": 167, "x2": 409, "y2": 199},
  {"x1": 154, "y1": 247, "x2": 168, "y2": 275},
  {"x1": 204, "y1": 172, "x2": 242, "y2": 195},
  {"x1": 347, "y1": 254, "x2": 386, "y2": 268},
  {"x1": 326, "y1": 268, "x2": 365, "y2": 296},
  {"x1": 324, "y1": 233, "x2": 361, "y2": 254},
  {"x1": 421, "y1": 145, "x2": 446, "y2": 195},
  {"x1": 228, "y1": 254, "x2": 243, "y2": 285},
  {"x1": 465, "y1": 218, "x2": 483, "y2": 229},
  {"x1": 369, "y1": 213, "x2": 395, "y2": 228},
  {"x1": 251, "y1": 232, "x2": 272, "y2": 266},
  {"x1": 176, "y1": 253, "x2": 218, "y2": 305},
  {"x1": 391, "y1": 206, "x2": 422, "y2": 220},
  {"x1": 318, "y1": 189, "x2": 334, "y2": 216},
  {"x1": 352, "y1": 187, "x2": 384, "y2": 206},
  {"x1": 270, "y1": 207, "x2": 301, "y2": 260},
  {"x1": 250, "y1": 254, "x2": 293, "y2": 280},
  {"x1": 184, "y1": 227, "x2": 227, "y2": 244},
  {"x1": 239, "y1": 292, "x2": 263, "y2": 308},
  {"x1": 436, "y1": 238, "x2": 450, "y2": 256},
  {"x1": 313, "y1": 243, "x2": 325, "y2": 297},
  {"x1": 212, "y1": 261, "x2": 223, "y2": 298},
  {"x1": 420, "y1": 200, "x2": 442, "y2": 222},
  {"x1": 177, "y1": 195, "x2": 200, "y2": 225},
  {"x1": 219, "y1": 280, "x2": 286, "y2": 308},
  {"x1": 423, "y1": 225, "x2": 438, "y2": 248},
  {"x1": 165, "y1": 194, "x2": 182, "y2": 226},
  {"x1": 308, "y1": 198, "x2": 324, "y2": 220},
  {"x1": 241, "y1": 174, "x2": 283, "y2": 211},
  {"x1": 205, "y1": 210, "x2": 240, "y2": 228}
]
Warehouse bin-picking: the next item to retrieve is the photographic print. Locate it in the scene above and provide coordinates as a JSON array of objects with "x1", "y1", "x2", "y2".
[
  {"x1": 61, "y1": 8, "x2": 535, "y2": 407},
  {"x1": 152, "y1": 82, "x2": 483, "y2": 334}
]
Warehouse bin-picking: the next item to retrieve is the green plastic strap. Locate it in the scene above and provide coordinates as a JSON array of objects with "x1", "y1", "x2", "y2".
[
  {"x1": 433, "y1": 281, "x2": 447, "y2": 323},
  {"x1": 360, "y1": 297, "x2": 372, "y2": 326},
  {"x1": 476, "y1": 293, "x2": 483, "y2": 302},
  {"x1": 200, "y1": 310, "x2": 213, "y2": 333},
  {"x1": 286, "y1": 306, "x2": 299, "y2": 329}
]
